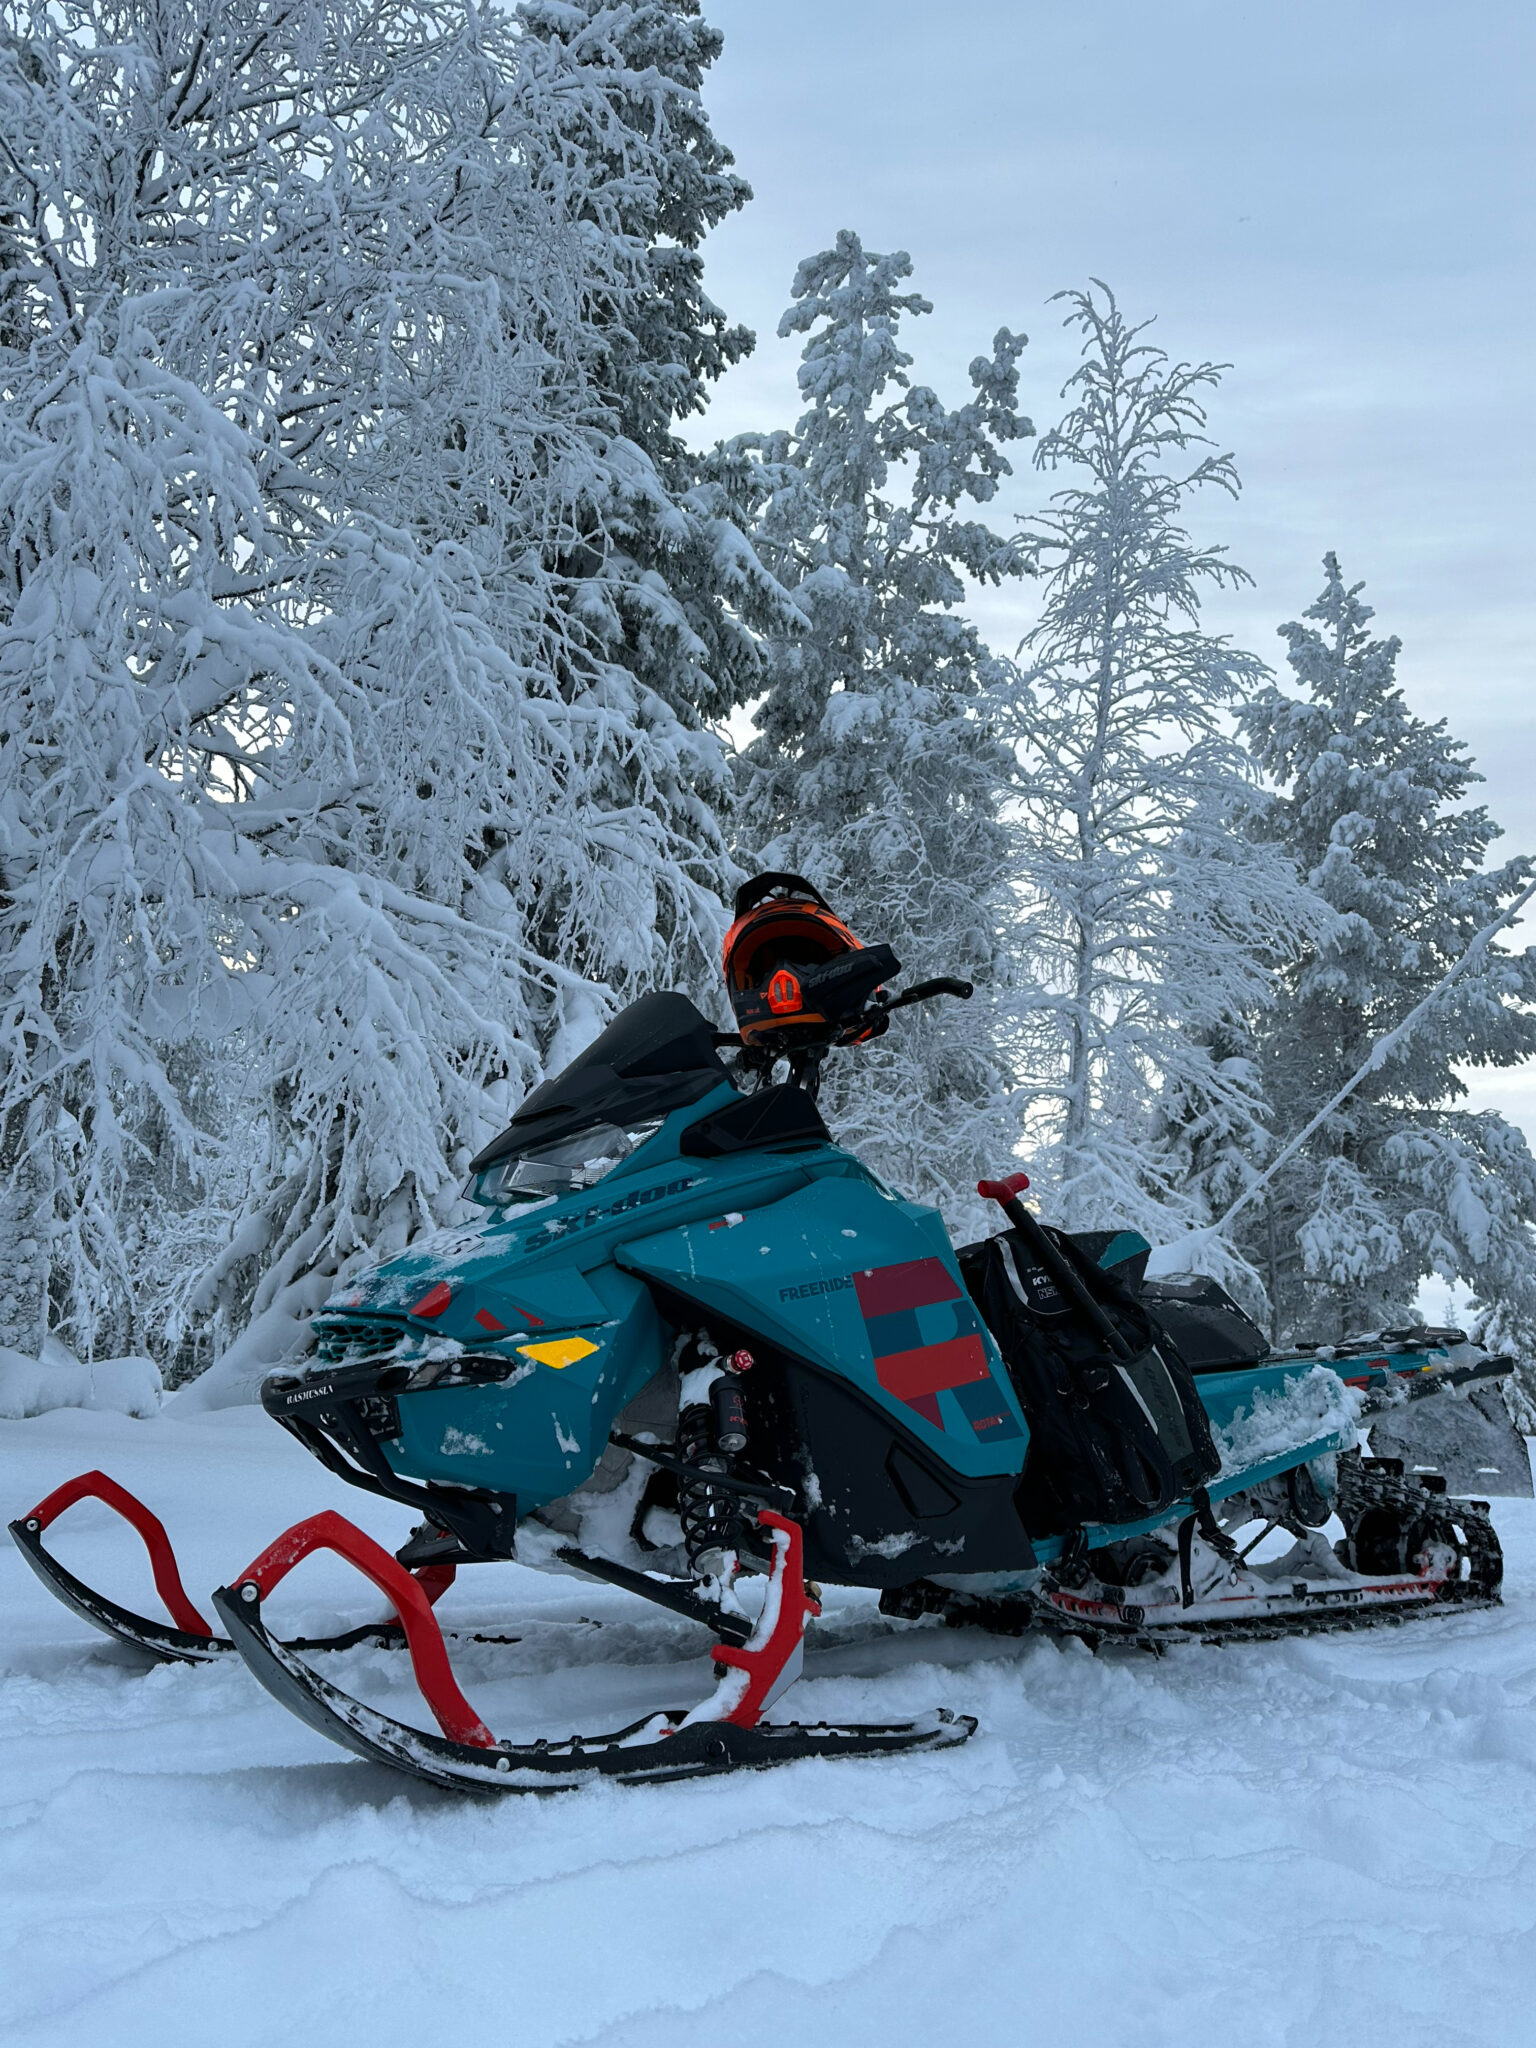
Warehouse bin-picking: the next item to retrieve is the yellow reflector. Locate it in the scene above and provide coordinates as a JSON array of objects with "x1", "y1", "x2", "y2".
[{"x1": 515, "y1": 1336, "x2": 600, "y2": 1371}]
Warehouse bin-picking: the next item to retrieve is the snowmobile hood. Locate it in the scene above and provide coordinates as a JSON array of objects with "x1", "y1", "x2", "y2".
[
  {"x1": 317, "y1": 1081, "x2": 750, "y2": 1333},
  {"x1": 321, "y1": 1210, "x2": 614, "y2": 1329}
]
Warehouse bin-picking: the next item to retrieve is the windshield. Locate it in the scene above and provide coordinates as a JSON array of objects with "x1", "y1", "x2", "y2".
[
  {"x1": 467, "y1": 992, "x2": 733, "y2": 1177},
  {"x1": 468, "y1": 1118, "x2": 666, "y2": 1207}
]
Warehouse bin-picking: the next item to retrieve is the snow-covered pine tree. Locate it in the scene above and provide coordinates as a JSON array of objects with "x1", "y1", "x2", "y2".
[
  {"x1": 0, "y1": 0, "x2": 761, "y2": 1382},
  {"x1": 1238, "y1": 554, "x2": 1536, "y2": 1357},
  {"x1": 1009, "y1": 285, "x2": 1322, "y2": 1254},
  {"x1": 730, "y1": 232, "x2": 1031, "y2": 1234}
]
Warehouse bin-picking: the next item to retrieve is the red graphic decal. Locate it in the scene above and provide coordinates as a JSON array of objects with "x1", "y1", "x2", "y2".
[
  {"x1": 409, "y1": 1281, "x2": 452, "y2": 1319},
  {"x1": 474, "y1": 1309, "x2": 506, "y2": 1334},
  {"x1": 854, "y1": 1257, "x2": 962, "y2": 1319},
  {"x1": 906, "y1": 1391, "x2": 943, "y2": 1428},
  {"x1": 875, "y1": 1333, "x2": 991, "y2": 1402}
]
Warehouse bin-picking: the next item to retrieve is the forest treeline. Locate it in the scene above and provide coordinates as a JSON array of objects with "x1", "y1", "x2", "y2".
[{"x1": 2, "y1": 0, "x2": 1533, "y2": 1406}]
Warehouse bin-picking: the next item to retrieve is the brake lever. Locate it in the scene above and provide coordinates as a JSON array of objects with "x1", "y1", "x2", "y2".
[{"x1": 884, "y1": 977, "x2": 974, "y2": 1011}]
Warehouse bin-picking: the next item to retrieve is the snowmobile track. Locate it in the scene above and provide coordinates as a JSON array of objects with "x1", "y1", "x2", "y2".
[{"x1": 883, "y1": 1459, "x2": 1504, "y2": 1656}]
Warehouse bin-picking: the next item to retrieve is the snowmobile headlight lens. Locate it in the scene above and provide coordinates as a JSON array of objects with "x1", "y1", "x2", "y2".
[{"x1": 466, "y1": 1118, "x2": 665, "y2": 1206}]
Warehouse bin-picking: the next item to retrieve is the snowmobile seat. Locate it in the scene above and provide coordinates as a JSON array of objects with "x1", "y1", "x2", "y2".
[{"x1": 1138, "y1": 1277, "x2": 1271, "y2": 1373}]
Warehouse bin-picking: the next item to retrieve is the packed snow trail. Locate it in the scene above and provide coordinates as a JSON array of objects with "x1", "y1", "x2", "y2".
[{"x1": 3, "y1": 1407, "x2": 1535, "y2": 2048}]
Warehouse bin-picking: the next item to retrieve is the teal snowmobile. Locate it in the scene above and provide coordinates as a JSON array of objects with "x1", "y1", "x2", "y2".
[{"x1": 9, "y1": 877, "x2": 1513, "y2": 1792}]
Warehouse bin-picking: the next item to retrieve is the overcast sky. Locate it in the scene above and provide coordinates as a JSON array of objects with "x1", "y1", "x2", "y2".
[{"x1": 689, "y1": 0, "x2": 1536, "y2": 1129}]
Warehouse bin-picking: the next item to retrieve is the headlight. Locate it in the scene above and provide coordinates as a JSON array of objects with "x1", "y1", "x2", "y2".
[{"x1": 466, "y1": 1118, "x2": 665, "y2": 1206}]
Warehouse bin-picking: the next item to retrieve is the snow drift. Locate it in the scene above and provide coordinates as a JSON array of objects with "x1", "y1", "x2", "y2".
[{"x1": 0, "y1": 1346, "x2": 160, "y2": 1421}]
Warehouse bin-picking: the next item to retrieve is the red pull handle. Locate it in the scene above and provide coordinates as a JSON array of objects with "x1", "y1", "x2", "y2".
[
  {"x1": 977, "y1": 1173, "x2": 1030, "y2": 1204},
  {"x1": 21, "y1": 1469, "x2": 215, "y2": 1638},
  {"x1": 229, "y1": 1510, "x2": 494, "y2": 1747}
]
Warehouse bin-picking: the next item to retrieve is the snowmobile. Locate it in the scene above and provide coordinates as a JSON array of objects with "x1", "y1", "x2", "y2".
[{"x1": 9, "y1": 875, "x2": 1514, "y2": 1793}]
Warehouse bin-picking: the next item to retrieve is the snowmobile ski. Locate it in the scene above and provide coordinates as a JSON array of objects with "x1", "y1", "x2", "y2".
[
  {"x1": 210, "y1": 1503, "x2": 975, "y2": 1791},
  {"x1": 8, "y1": 1470, "x2": 452, "y2": 1664}
]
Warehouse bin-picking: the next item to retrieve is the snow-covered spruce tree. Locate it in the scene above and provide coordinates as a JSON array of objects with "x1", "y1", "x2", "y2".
[
  {"x1": 1238, "y1": 555, "x2": 1536, "y2": 1364},
  {"x1": 0, "y1": 0, "x2": 756, "y2": 1381},
  {"x1": 730, "y1": 232, "x2": 1031, "y2": 1234},
  {"x1": 513, "y1": 0, "x2": 787, "y2": 732},
  {"x1": 1009, "y1": 285, "x2": 1322, "y2": 1259}
]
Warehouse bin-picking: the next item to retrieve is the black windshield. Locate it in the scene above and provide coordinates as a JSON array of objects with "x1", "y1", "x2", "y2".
[{"x1": 468, "y1": 993, "x2": 733, "y2": 1170}]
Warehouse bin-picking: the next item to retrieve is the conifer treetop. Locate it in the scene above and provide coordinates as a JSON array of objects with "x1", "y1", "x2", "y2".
[
  {"x1": 727, "y1": 230, "x2": 1031, "y2": 1234},
  {"x1": 1238, "y1": 553, "x2": 1536, "y2": 1352},
  {"x1": 1009, "y1": 283, "x2": 1323, "y2": 1255}
]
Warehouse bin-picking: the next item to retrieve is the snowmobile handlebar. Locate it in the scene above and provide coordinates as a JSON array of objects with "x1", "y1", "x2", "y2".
[{"x1": 882, "y1": 976, "x2": 974, "y2": 1011}]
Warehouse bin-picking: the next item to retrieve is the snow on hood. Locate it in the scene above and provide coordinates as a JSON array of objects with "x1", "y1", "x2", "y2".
[{"x1": 323, "y1": 1208, "x2": 547, "y2": 1311}]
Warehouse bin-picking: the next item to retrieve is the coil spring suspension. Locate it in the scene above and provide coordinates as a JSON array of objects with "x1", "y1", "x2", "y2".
[{"x1": 675, "y1": 1336, "x2": 754, "y2": 1577}]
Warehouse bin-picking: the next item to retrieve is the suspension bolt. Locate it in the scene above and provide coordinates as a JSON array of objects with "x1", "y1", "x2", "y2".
[{"x1": 240, "y1": 1582, "x2": 259, "y2": 1603}]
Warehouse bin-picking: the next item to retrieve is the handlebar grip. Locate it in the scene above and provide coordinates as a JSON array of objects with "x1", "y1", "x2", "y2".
[{"x1": 887, "y1": 977, "x2": 974, "y2": 1011}]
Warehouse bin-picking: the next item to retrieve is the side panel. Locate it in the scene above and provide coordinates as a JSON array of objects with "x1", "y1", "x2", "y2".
[
  {"x1": 617, "y1": 1174, "x2": 1029, "y2": 1484},
  {"x1": 774, "y1": 1358, "x2": 1036, "y2": 1585}
]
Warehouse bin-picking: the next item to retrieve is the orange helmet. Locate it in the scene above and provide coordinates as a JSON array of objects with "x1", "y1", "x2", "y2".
[{"x1": 722, "y1": 873, "x2": 871, "y2": 1047}]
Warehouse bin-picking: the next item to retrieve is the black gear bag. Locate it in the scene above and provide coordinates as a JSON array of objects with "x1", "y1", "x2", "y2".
[{"x1": 960, "y1": 1226, "x2": 1221, "y2": 1536}]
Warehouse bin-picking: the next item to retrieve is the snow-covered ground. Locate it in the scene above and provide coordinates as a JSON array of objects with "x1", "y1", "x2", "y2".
[{"x1": 3, "y1": 1406, "x2": 1535, "y2": 2048}]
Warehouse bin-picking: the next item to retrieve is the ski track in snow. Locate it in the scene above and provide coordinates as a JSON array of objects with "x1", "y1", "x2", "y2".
[{"x1": 3, "y1": 1409, "x2": 1536, "y2": 2047}]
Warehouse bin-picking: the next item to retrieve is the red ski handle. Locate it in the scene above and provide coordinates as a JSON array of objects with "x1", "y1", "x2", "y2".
[
  {"x1": 978, "y1": 1173, "x2": 1037, "y2": 1244},
  {"x1": 227, "y1": 1510, "x2": 494, "y2": 1748},
  {"x1": 19, "y1": 1469, "x2": 214, "y2": 1638}
]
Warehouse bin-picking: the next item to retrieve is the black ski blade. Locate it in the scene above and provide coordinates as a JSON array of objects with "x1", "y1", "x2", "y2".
[
  {"x1": 8, "y1": 1516, "x2": 230, "y2": 1663},
  {"x1": 8, "y1": 1517, "x2": 417, "y2": 1665},
  {"x1": 212, "y1": 1584, "x2": 975, "y2": 1794}
]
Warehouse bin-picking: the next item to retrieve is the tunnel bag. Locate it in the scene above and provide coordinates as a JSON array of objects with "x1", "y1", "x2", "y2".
[{"x1": 961, "y1": 1228, "x2": 1221, "y2": 1534}]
